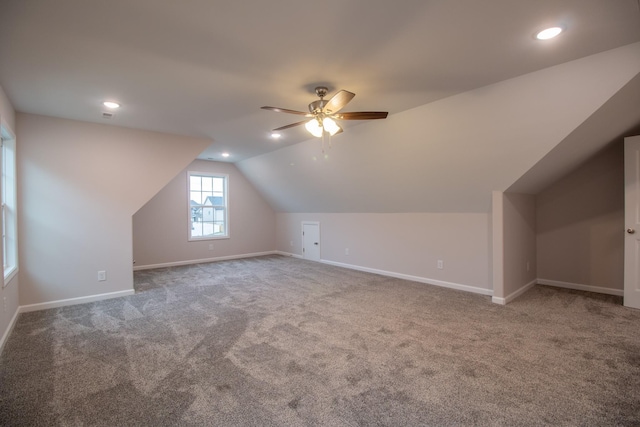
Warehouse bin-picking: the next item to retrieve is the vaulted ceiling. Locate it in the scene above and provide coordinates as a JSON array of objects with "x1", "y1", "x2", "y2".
[
  {"x1": 236, "y1": 44, "x2": 640, "y2": 212},
  {"x1": 1, "y1": 1, "x2": 640, "y2": 215},
  {"x1": 1, "y1": 1, "x2": 639, "y2": 162}
]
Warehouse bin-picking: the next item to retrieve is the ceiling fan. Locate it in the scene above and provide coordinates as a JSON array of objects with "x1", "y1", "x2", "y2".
[{"x1": 261, "y1": 86, "x2": 388, "y2": 138}]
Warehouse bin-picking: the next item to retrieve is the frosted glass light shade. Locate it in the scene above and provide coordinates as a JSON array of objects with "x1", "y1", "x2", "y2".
[
  {"x1": 322, "y1": 117, "x2": 340, "y2": 136},
  {"x1": 305, "y1": 119, "x2": 324, "y2": 137}
]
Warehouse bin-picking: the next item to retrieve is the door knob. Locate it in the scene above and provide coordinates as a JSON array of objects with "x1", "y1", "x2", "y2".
[{"x1": 627, "y1": 228, "x2": 635, "y2": 234}]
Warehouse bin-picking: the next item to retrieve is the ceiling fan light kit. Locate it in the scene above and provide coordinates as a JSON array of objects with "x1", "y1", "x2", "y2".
[
  {"x1": 322, "y1": 117, "x2": 340, "y2": 135},
  {"x1": 261, "y1": 86, "x2": 388, "y2": 149},
  {"x1": 304, "y1": 119, "x2": 324, "y2": 138}
]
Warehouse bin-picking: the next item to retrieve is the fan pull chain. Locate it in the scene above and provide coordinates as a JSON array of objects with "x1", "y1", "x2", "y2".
[{"x1": 320, "y1": 131, "x2": 333, "y2": 154}]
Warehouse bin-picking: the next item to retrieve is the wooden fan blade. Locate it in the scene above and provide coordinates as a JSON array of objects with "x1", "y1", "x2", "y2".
[
  {"x1": 261, "y1": 106, "x2": 313, "y2": 117},
  {"x1": 322, "y1": 90, "x2": 355, "y2": 114},
  {"x1": 334, "y1": 111, "x2": 388, "y2": 120},
  {"x1": 273, "y1": 120, "x2": 310, "y2": 131}
]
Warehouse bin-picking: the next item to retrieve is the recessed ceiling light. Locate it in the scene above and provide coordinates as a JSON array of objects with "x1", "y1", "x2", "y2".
[
  {"x1": 103, "y1": 101, "x2": 120, "y2": 109},
  {"x1": 221, "y1": 152, "x2": 230, "y2": 158},
  {"x1": 536, "y1": 26, "x2": 563, "y2": 40},
  {"x1": 271, "y1": 133, "x2": 281, "y2": 139}
]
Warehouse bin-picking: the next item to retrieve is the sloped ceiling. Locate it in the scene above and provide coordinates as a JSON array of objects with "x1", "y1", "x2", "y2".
[
  {"x1": 2, "y1": 1, "x2": 640, "y2": 215},
  {"x1": 1, "y1": 1, "x2": 639, "y2": 161},
  {"x1": 508, "y1": 71, "x2": 640, "y2": 194},
  {"x1": 237, "y1": 43, "x2": 640, "y2": 213}
]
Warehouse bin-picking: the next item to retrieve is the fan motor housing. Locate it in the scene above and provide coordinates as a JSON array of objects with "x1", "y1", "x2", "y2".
[{"x1": 308, "y1": 100, "x2": 327, "y2": 114}]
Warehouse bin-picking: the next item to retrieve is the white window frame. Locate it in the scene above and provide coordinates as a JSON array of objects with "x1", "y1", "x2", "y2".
[
  {"x1": 1, "y1": 123, "x2": 17, "y2": 285},
  {"x1": 187, "y1": 171, "x2": 229, "y2": 241}
]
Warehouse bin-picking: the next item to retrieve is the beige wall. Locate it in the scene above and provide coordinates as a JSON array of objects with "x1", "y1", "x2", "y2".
[
  {"x1": 132, "y1": 160, "x2": 276, "y2": 268},
  {"x1": 491, "y1": 192, "x2": 504, "y2": 300},
  {"x1": 491, "y1": 191, "x2": 537, "y2": 303},
  {"x1": 537, "y1": 142, "x2": 624, "y2": 291},
  {"x1": 276, "y1": 212, "x2": 491, "y2": 292},
  {"x1": 0, "y1": 85, "x2": 18, "y2": 350},
  {"x1": 17, "y1": 114, "x2": 211, "y2": 306},
  {"x1": 0, "y1": 85, "x2": 15, "y2": 131},
  {"x1": 502, "y1": 193, "x2": 537, "y2": 297}
]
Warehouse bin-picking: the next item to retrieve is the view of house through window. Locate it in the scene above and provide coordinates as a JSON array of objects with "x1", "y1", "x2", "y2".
[{"x1": 188, "y1": 172, "x2": 228, "y2": 240}]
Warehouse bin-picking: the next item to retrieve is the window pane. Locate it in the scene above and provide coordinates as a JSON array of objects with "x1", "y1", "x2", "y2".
[
  {"x1": 190, "y1": 206, "x2": 201, "y2": 222},
  {"x1": 202, "y1": 207, "x2": 213, "y2": 222},
  {"x1": 190, "y1": 191, "x2": 203, "y2": 204},
  {"x1": 213, "y1": 222, "x2": 225, "y2": 235},
  {"x1": 214, "y1": 208, "x2": 225, "y2": 221},
  {"x1": 202, "y1": 222, "x2": 215, "y2": 237},
  {"x1": 191, "y1": 220, "x2": 203, "y2": 238},
  {"x1": 202, "y1": 177, "x2": 213, "y2": 192},
  {"x1": 2, "y1": 206, "x2": 6, "y2": 269},
  {"x1": 213, "y1": 177, "x2": 224, "y2": 192},
  {"x1": 190, "y1": 176, "x2": 201, "y2": 191},
  {"x1": 208, "y1": 194, "x2": 222, "y2": 206}
]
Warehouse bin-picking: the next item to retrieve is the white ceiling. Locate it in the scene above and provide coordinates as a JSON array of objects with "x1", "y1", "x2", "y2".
[
  {"x1": 1, "y1": 0, "x2": 639, "y2": 162},
  {"x1": 236, "y1": 44, "x2": 640, "y2": 212},
  {"x1": 508, "y1": 71, "x2": 640, "y2": 195}
]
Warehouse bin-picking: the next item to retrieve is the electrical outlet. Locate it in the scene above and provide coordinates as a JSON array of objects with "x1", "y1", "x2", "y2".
[
  {"x1": 437, "y1": 260, "x2": 444, "y2": 270},
  {"x1": 526, "y1": 261, "x2": 530, "y2": 272},
  {"x1": 345, "y1": 248, "x2": 350, "y2": 255},
  {"x1": 208, "y1": 243, "x2": 214, "y2": 251},
  {"x1": 290, "y1": 241, "x2": 294, "y2": 247},
  {"x1": 98, "y1": 271, "x2": 106, "y2": 281}
]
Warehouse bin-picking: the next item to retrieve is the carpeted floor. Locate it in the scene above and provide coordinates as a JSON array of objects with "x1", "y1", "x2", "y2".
[{"x1": 1, "y1": 255, "x2": 639, "y2": 426}]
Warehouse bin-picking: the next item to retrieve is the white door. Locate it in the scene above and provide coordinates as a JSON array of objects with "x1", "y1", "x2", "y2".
[
  {"x1": 624, "y1": 135, "x2": 640, "y2": 309},
  {"x1": 302, "y1": 222, "x2": 320, "y2": 261}
]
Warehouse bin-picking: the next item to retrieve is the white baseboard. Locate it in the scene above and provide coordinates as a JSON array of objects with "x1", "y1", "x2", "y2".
[
  {"x1": 0, "y1": 306, "x2": 20, "y2": 355},
  {"x1": 491, "y1": 296, "x2": 507, "y2": 305},
  {"x1": 492, "y1": 279, "x2": 537, "y2": 305},
  {"x1": 275, "y1": 251, "x2": 303, "y2": 259},
  {"x1": 19, "y1": 289, "x2": 135, "y2": 313},
  {"x1": 319, "y1": 259, "x2": 493, "y2": 296},
  {"x1": 537, "y1": 278, "x2": 623, "y2": 296},
  {"x1": 133, "y1": 251, "x2": 279, "y2": 271}
]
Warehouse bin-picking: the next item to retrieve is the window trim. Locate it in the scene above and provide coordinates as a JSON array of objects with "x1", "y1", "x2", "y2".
[
  {"x1": 187, "y1": 171, "x2": 229, "y2": 241},
  {"x1": 1, "y1": 123, "x2": 18, "y2": 286}
]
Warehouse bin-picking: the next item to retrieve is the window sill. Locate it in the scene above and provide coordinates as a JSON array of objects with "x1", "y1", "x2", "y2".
[
  {"x1": 3, "y1": 266, "x2": 18, "y2": 288},
  {"x1": 188, "y1": 236, "x2": 230, "y2": 242}
]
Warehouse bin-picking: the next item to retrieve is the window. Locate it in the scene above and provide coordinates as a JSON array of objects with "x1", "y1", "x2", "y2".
[
  {"x1": 188, "y1": 172, "x2": 228, "y2": 240},
  {"x1": 1, "y1": 125, "x2": 17, "y2": 284}
]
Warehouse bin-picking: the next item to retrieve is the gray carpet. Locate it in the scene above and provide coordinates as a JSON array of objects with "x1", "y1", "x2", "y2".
[{"x1": 1, "y1": 255, "x2": 639, "y2": 426}]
